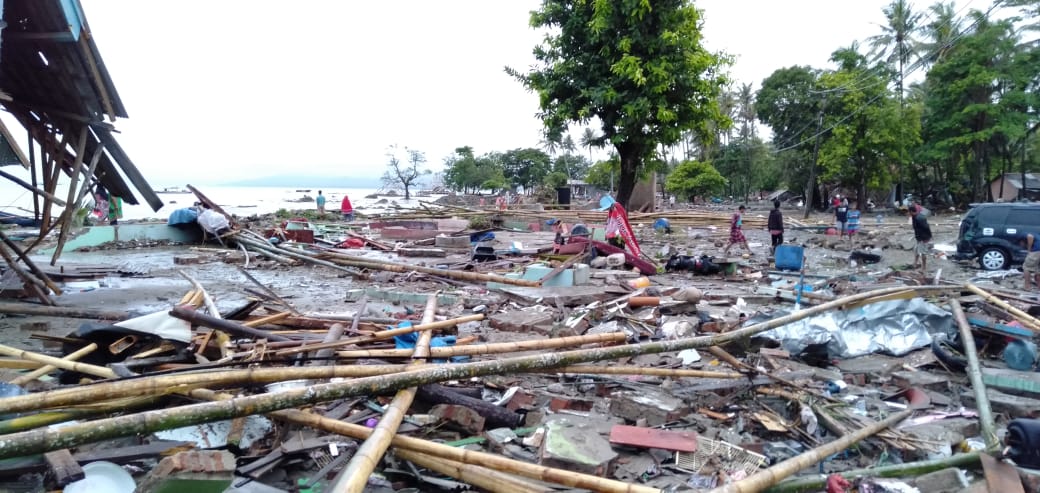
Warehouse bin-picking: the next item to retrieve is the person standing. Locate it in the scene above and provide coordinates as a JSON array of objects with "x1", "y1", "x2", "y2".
[
  {"x1": 846, "y1": 201, "x2": 861, "y2": 244},
  {"x1": 767, "y1": 200, "x2": 784, "y2": 255},
  {"x1": 1023, "y1": 233, "x2": 1040, "y2": 291},
  {"x1": 724, "y1": 205, "x2": 751, "y2": 255},
  {"x1": 316, "y1": 190, "x2": 326, "y2": 216},
  {"x1": 341, "y1": 194, "x2": 354, "y2": 221},
  {"x1": 835, "y1": 198, "x2": 849, "y2": 239},
  {"x1": 910, "y1": 205, "x2": 932, "y2": 272}
]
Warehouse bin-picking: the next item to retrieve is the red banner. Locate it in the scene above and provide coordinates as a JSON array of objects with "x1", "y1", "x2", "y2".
[{"x1": 605, "y1": 203, "x2": 641, "y2": 257}]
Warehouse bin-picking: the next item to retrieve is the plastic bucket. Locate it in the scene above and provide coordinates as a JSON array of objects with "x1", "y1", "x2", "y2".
[{"x1": 774, "y1": 245, "x2": 804, "y2": 271}]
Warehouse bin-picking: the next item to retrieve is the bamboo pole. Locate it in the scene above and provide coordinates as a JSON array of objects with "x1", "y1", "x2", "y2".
[
  {"x1": 231, "y1": 397, "x2": 661, "y2": 493},
  {"x1": 541, "y1": 365, "x2": 741, "y2": 379},
  {"x1": 241, "y1": 311, "x2": 291, "y2": 328},
  {"x1": 964, "y1": 282, "x2": 1040, "y2": 332},
  {"x1": 0, "y1": 286, "x2": 946, "y2": 459},
  {"x1": 233, "y1": 234, "x2": 362, "y2": 277},
  {"x1": 335, "y1": 332, "x2": 626, "y2": 359},
  {"x1": 236, "y1": 266, "x2": 300, "y2": 315},
  {"x1": 9, "y1": 343, "x2": 97, "y2": 386},
  {"x1": 949, "y1": 300, "x2": 998, "y2": 450},
  {"x1": 332, "y1": 295, "x2": 437, "y2": 493},
  {"x1": 0, "y1": 302, "x2": 129, "y2": 321},
  {"x1": 395, "y1": 449, "x2": 550, "y2": 493},
  {"x1": 0, "y1": 343, "x2": 116, "y2": 379},
  {"x1": 765, "y1": 452, "x2": 981, "y2": 493},
  {"x1": 0, "y1": 364, "x2": 409, "y2": 414},
  {"x1": 313, "y1": 248, "x2": 542, "y2": 287},
  {"x1": 177, "y1": 270, "x2": 220, "y2": 318},
  {"x1": 276, "y1": 314, "x2": 484, "y2": 357},
  {"x1": 708, "y1": 410, "x2": 913, "y2": 493},
  {"x1": 313, "y1": 298, "x2": 365, "y2": 364}
]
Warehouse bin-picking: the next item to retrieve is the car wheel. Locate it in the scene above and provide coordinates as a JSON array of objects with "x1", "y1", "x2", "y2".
[{"x1": 979, "y1": 247, "x2": 1009, "y2": 271}]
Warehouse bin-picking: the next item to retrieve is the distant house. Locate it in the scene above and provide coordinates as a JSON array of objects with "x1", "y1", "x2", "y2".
[
  {"x1": 567, "y1": 179, "x2": 592, "y2": 199},
  {"x1": 990, "y1": 173, "x2": 1040, "y2": 202}
]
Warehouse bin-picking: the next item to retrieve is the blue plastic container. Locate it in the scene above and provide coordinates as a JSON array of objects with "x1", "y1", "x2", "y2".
[
  {"x1": 775, "y1": 245, "x2": 805, "y2": 271},
  {"x1": 1004, "y1": 339, "x2": 1038, "y2": 371}
]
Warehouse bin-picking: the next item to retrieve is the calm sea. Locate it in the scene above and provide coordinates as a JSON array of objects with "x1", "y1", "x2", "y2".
[{"x1": 0, "y1": 182, "x2": 444, "y2": 221}]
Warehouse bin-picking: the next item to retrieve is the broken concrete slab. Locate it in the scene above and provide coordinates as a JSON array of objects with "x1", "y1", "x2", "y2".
[
  {"x1": 982, "y1": 368, "x2": 1040, "y2": 397},
  {"x1": 540, "y1": 416, "x2": 618, "y2": 476},
  {"x1": 610, "y1": 390, "x2": 690, "y2": 426},
  {"x1": 609, "y1": 425, "x2": 698, "y2": 452}
]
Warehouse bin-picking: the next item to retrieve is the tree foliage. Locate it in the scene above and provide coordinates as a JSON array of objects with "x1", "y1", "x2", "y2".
[
  {"x1": 665, "y1": 160, "x2": 727, "y2": 201},
  {"x1": 509, "y1": 0, "x2": 730, "y2": 207}
]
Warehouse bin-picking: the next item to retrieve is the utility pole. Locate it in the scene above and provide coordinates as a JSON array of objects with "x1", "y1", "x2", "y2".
[{"x1": 803, "y1": 97, "x2": 827, "y2": 220}]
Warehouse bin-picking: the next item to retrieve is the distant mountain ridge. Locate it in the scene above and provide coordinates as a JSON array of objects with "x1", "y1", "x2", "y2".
[{"x1": 221, "y1": 174, "x2": 384, "y2": 188}]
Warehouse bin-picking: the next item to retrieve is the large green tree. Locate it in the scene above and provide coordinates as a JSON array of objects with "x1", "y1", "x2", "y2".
[
  {"x1": 509, "y1": 0, "x2": 729, "y2": 207},
  {"x1": 665, "y1": 159, "x2": 727, "y2": 201},
  {"x1": 500, "y1": 147, "x2": 551, "y2": 192}
]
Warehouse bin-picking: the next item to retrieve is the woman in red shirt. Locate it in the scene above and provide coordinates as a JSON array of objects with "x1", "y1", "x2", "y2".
[{"x1": 341, "y1": 195, "x2": 354, "y2": 221}]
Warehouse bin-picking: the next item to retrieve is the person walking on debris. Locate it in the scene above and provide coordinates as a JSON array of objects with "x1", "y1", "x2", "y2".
[
  {"x1": 341, "y1": 194, "x2": 354, "y2": 221},
  {"x1": 910, "y1": 204, "x2": 932, "y2": 272},
  {"x1": 546, "y1": 218, "x2": 569, "y2": 245},
  {"x1": 767, "y1": 200, "x2": 784, "y2": 255},
  {"x1": 847, "y1": 201, "x2": 861, "y2": 244},
  {"x1": 835, "y1": 198, "x2": 849, "y2": 239},
  {"x1": 316, "y1": 190, "x2": 326, "y2": 216},
  {"x1": 1023, "y1": 232, "x2": 1040, "y2": 291},
  {"x1": 724, "y1": 205, "x2": 751, "y2": 255}
]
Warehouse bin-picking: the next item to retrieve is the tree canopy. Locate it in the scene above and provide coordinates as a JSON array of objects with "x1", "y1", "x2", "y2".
[{"x1": 508, "y1": 0, "x2": 730, "y2": 207}]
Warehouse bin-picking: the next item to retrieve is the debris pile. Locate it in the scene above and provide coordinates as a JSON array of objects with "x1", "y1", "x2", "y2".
[{"x1": 0, "y1": 194, "x2": 1038, "y2": 493}]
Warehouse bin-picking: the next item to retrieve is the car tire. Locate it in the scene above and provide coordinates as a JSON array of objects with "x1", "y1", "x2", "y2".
[{"x1": 979, "y1": 247, "x2": 1009, "y2": 271}]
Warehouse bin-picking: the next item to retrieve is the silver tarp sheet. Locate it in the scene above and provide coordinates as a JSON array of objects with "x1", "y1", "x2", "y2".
[{"x1": 753, "y1": 299, "x2": 954, "y2": 358}]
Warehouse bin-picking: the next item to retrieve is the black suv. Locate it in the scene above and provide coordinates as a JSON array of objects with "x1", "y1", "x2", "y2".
[{"x1": 955, "y1": 202, "x2": 1040, "y2": 270}]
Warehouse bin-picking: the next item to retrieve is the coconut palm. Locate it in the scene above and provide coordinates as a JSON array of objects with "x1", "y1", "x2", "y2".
[
  {"x1": 867, "y1": 0, "x2": 923, "y2": 102},
  {"x1": 580, "y1": 127, "x2": 600, "y2": 162},
  {"x1": 917, "y1": 2, "x2": 963, "y2": 68}
]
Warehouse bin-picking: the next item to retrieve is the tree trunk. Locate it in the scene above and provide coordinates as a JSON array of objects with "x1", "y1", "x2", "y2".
[{"x1": 614, "y1": 142, "x2": 643, "y2": 207}]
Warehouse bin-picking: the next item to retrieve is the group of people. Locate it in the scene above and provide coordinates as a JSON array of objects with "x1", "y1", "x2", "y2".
[
  {"x1": 723, "y1": 199, "x2": 938, "y2": 274},
  {"x1": 315, "y1": 191, "x2": 353, "y2": 221}
]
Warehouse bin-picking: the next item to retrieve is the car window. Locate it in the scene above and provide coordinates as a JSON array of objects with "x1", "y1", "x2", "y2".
[
  {"x1": 977, "y1": 207, "x2": 1008, "y2": 225},
  {"x1": 1007, "y1": 208, "x2": 1040, "y2": 227}
]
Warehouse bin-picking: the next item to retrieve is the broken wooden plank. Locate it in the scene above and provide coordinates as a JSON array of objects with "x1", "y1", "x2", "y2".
[{"x1": 43, "y1": 449, "x2": 83, "y2": 486}]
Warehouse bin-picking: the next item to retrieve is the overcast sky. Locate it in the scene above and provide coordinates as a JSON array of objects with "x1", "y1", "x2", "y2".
[{"x1": 73, "y1": 0, "x2": 910, "y2": 185}]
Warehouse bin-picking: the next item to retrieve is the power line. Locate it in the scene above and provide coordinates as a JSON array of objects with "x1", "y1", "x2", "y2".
[{"x1": 774, "y1": 0, "x2": 1002, "y2": 152}]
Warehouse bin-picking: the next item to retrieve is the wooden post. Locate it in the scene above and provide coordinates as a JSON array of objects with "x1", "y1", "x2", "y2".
[
  {"x1": 50, "y1": 126, "x2": 90, "y2": 265},
  {"x1": 0, "y1": 243, "x2": 52, "y2": 305},
  {"x1": 0, "y1": 230, "x2": 62, "y2": 295},
  {"x1": 331, "y1": 295, "x2": 437, "y2": 493}
]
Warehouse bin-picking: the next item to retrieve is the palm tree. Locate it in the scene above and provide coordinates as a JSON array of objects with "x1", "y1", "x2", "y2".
[
  {"x1": 867, "y1": 0, "x2": 923, "y2": 102},
  {"x1": 736, "y1": 83, "x2": 757, "y2": 202},
  {"x1": 917, "y1": 2, "x2": 962, "y2": 68},
  {"x1": 580, "y1": 127, "x2": 599, "y2": 162}
]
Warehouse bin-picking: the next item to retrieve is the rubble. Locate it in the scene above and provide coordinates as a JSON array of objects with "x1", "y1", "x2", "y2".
[{"x1": 1, "y1": 194, "x2": 1040, "y2": 492}]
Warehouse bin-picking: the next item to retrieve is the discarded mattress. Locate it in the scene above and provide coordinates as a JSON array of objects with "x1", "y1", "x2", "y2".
[{"x1": 750, "y1": 298, "x2": 954, "y2": 358}]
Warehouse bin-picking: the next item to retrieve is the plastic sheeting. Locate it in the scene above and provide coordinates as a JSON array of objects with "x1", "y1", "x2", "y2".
[{"x1": 752, "y1": 298, "x2": 954, "y2": 358}]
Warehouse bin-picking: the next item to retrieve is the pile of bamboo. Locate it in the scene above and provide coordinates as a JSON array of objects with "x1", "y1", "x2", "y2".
[{"x1": 0, "y1": 283, "x2": 984, "y2": 493}]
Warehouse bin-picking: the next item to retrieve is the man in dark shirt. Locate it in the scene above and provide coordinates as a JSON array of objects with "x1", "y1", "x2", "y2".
[{"x1": 911, "y1": 205, "x2": 932, "y2": 272}]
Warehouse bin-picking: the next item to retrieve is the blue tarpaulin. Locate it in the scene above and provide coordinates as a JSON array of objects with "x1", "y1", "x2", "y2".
[
  {"x1": 167, "y1": 207, "x2": 198, "y2": 226},
  {"x1": 392, "y1": 321, "x2": 467, "y2": 362}
]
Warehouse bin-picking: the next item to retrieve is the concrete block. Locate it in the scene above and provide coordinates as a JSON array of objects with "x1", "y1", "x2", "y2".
[
  {"x1": 136, "y1": 450, "x2": 235, "y2": 493},
  {"x1": 540, "y1": 416, "x2": 618, "y2": 476},
  {"x1": 434, "y1": 235, "x2": 471, "y2": 248},
  {"x1": 610, "y1": 390, "x2": 690, "y2": 426},
  {"x1": 913, "y1": 467, "x2": 969, "y2": 493}
]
